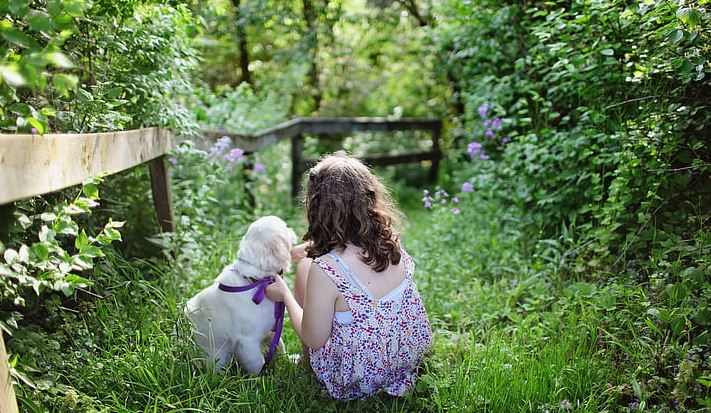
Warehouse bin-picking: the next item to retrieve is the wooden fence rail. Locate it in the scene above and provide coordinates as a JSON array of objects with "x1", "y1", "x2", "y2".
[
  {"x1": 0, "y1": 127, "x2": 175, "y2": 412},
  {"x1": 202, "y1": 117, "x2": 442, "y2": 197}
]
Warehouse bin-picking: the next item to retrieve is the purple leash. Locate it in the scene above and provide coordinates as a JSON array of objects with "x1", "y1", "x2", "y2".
[{"x1": 218, "y1": 276, "x2": 285, "y2": 372}]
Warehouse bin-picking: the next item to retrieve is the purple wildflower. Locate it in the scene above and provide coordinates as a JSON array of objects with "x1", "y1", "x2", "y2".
[
  {"x1": 422, "y1": 195, "x2": 434, "y2": 208},
  {"x1": 491, "y1": 117, "x2": 503, "y2": 130},
  {"x1": 168, "y1": 156, "x2": 178, "y2": 165},
  {"x1": 477, "y1": 103, "x2": 489, "y2": 118},
  {"x1": 441, "y1": 199, "x2": 448, "y2": 205},
  {"x1": 483, "y1": 119, "x2": 492, "y2": 127},
  {"x1": 502, "y1": 137, "x2": 511, "y2": 144},
  {"x1": 468, "y1": 141, "x2": 488, "y2": 159},
  {"x1": 452, "y1": 197, "x2": 459, "y2": 203},
  {"x1": 225, "y1": 148, "x2": 245, "y2": 169},
  {"x1": 31, "y1": 127, "x2": 38, "y2": 134},
  {"x1": 209, "y1": 136, "x2": 232, "y2": 159},
  {"x1": 485, "y1": 129, "x2": 495, "y2": 139},
  {"x1": 461, "y1": 182, "x2": 474, "y2": 192},
  {"x1": 174, "y1": 98, "x2": 184, "y2": 106},
  {"x1": 451, "y1": 207, "x2": 461, "y2": 214},
  {"x1": 630, "y1": 401, "x2": 639, "y2": 409},
  {"x1": 253, "y1": 162, "x2": 267, "y2": 174}
]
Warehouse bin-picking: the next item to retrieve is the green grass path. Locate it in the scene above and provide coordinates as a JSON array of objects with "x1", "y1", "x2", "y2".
[{"x1": 16, "y1": 201, "x2": 622, "y2": 412}]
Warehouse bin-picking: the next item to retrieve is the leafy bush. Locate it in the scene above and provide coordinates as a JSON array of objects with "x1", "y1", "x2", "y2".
[
  {"x1": 435, "y1": 0, "x2": 711, "y2": 409},
  {"x1": 1, "y1": 0, "x2": 201, "y2": 134},
  {"x1": 0, "y1": 177, "x2": 123, "y2": 330}
]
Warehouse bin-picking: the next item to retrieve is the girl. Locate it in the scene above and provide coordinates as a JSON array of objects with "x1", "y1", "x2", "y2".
[{"x1": 266, "y1": 154, "x2": 432, "y2": 400}]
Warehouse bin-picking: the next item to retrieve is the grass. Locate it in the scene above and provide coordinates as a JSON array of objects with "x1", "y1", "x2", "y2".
[{"x1": 9, "y1": 171, "x2": 703, "y2": 412}]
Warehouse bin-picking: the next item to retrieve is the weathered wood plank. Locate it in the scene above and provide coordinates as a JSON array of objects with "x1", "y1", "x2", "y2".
[
  {"x1": 430, "y1": 124, "x2": 442, "y2": 182},
  {"x1": 291, "y1": 134, "x2": 304, "y2": 199},
  {"x1": 0, "y1": 332, "x2": 18, "y2": 413},
  {"x1": 302, "y1": 151, "x2": 439, "y2": 168},
  {"x1": 0, "y1": 127, "x2": 173, "y2": 205},
  {"x1": 147, "y1": 157, "x2": 175, "y2": 233},
  {"x1": 300, "y1": 117, "x2": 441, "y2": 134}
]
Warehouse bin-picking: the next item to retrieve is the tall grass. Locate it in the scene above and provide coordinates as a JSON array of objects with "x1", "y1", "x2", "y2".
[{"x1": 12, "y1": 177, "x2": 668, "y2": 412}]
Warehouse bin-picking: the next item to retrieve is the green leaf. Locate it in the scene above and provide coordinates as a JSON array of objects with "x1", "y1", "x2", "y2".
[
  {"x1": 30, "y1": 243, "x2": 49, "y2": 261},
  {"x1": 64, "y1": 274, "x2": 93, "y2": 287},
  {"x1": 600, "y1": 48, "x2": 614, "y2": 56},
  {"x1": 72, "y1": 255, "x2": 93, "y2": 270},
  {"x1": 25, "y1": 11, "x2": 53, "y2": 32},
  {"x1": 1, "y1": 28, "x2": 39, "y2": 49},
  {"x1": 82, "y1": 183, "x2": 98, "y2": 199},
  {"x1": 74, "y1": 230, "x2": 88, "y2": 249},
  {"x1": 0, "y1": 64, "x2": 26, "y2": 87},
  {"x1": 25, "y1": 117, "x2": 46, "y2": 134},
  {"x1": 47, "y1": 51, "x2": 74, "y2": 69},
  {"x1": 668, "y1": 29, "x2": 684, "y2": 44},
  {"x1": 62, "y1": 0, "x2": 85, "y2": 17},
  {"x1": 79, "y1": 245, "x2": 103, "y2": 258},
  {"x1": 53, "y1": 215, "x2": 78, "y2": 236},
  {"x1": 8, "y1": 0, "x2": 28, "y2": 17},
  {"x1": 51, "y1": 73, "x2": 78, "y2": 96},
  {"x1": 677, "y1": 8, "x2": 701, "y2": 28}
]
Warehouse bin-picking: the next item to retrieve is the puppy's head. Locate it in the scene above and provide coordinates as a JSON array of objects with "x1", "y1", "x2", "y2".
[{"x1": 237, "y1": 216, "x2": 297, "y2": 278}]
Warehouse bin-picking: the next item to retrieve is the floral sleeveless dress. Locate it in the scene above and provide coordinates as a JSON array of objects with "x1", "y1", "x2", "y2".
[{"x1": 309, "y1": 248, "x2": 433, "y2": 400}]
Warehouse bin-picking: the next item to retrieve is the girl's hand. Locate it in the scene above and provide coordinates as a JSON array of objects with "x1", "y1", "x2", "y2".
[
  {"x1": 290, "y1": 242, "x2": 309, "y2": 261},
  {"x1": 266, "y1": 276, "x2": 290, "y2": 302}
]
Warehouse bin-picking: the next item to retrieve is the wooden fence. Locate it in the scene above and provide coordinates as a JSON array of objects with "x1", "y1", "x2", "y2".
[
  {"x1": 203, "y1": 117, "x2": 442, "y2": 197},
  {"x1": 0, "y1": 127, "x2": 175, "y2": 412},
  {"x1": 0, "y1": 117, "x2": 441, "y2": 410}
]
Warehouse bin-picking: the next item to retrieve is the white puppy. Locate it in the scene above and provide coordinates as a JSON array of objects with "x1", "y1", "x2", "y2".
[{"x1": 185, "y1": 216, "x2": 297, "y2": 374}]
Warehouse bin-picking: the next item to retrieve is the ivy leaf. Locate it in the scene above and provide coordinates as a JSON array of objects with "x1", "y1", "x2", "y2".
[{"x1": 74, "y1": 230, "x2": 89, "y2": 249}]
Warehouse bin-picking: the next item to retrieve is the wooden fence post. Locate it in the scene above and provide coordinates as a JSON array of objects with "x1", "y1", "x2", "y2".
[
  {"x1": 430, "y1": 124, "x2": 441, "y2": 183},
  {"x1": 291, "y1": 134, "x2": 304, "y2": 199},
  {"x1": 148, "y1": 156, "x2": 175, "y2": 233},
  {"x1": 0, "y1": 332, "x2": 19, "y2": 413}
]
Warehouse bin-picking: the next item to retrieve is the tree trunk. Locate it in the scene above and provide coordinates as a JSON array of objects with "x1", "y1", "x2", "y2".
[
  {"x1": 303, "y1": 0, "x2": 322, "y2": 112},
  {"x1": 232, "y1": 0, "x2": 252, "y2": 85}
]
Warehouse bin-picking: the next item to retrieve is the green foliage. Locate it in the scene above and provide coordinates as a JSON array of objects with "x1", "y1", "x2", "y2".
[
  {"x1": 0, "y1": 0, "x2": 86, "y2": 133},
  {"x1": 0, "y1": 177, "x2": 123, "y2": 330},
  {"x1": 1, "y1": 0, "x2": 201, "y2": 134}
]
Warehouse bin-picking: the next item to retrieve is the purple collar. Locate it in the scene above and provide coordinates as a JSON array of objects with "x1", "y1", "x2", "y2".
[{"x1": 218, "y1": 276, "x2": 285, "y2": 372}]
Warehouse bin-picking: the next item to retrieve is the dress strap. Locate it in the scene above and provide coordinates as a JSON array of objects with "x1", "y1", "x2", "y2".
[{"x1": 312, "y1": 253, "x2": 368, "y2": 304}]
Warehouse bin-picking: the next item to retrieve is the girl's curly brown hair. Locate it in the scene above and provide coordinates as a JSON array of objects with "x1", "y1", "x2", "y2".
[{"x1": 303, "y1": 154, "x2": 403, "y2": 272}]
